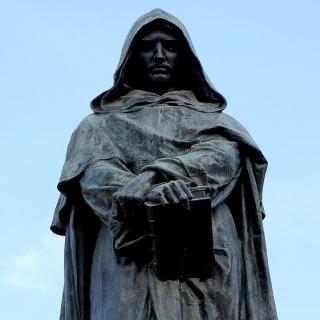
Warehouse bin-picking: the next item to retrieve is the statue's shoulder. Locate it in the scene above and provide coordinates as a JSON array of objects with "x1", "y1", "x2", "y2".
[
  {"x1": 66, "y1": 113, "x2": 105, "y2": 146},
  {"x1": 216, "y1": 112, "x2": 250, "y2": 134},
  {"x1": 72, "y1": 112, "x2": 111, "y2": 135},
  {"x1": 76, "y1": 113, "x2": 104, "y2": 129}
]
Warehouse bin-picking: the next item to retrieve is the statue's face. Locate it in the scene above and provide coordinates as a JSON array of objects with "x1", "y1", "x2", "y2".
[{"x1": 137, "y1": 30, "x2": 179, "y2": 93}]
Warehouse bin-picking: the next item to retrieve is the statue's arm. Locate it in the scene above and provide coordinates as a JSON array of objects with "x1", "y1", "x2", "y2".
[
  {"x1": 79, "y1": 158, "x2": 158, "y2": 256},
  {"x1": 79, "y1": 158, "x2": 136, "y2": 224},
  {"x1": 143, "y1": 137, "x2": 241, "y2": 201}
]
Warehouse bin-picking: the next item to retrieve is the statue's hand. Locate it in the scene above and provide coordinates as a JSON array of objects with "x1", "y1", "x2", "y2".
[{"x1": 147, "y1": 180, "x2": 192, "y2": 210}]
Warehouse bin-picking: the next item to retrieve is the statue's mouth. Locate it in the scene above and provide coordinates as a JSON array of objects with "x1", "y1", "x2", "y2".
[{"x1": 150, "y1": 66, "x2": 169, "y2": 74}]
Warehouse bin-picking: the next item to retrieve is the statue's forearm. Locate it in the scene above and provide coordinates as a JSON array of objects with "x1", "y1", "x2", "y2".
[{"x1": 141, "y1": 139, "x2": 240, "y2": 192}]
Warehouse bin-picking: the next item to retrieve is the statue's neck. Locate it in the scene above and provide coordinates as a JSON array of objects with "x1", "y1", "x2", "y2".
[
  {"x1": 147, "y1": 85, "x2": 177, "y2": 95},
  {"x1": 138, "y1": 81, "x2": 178, "y2": 95}
]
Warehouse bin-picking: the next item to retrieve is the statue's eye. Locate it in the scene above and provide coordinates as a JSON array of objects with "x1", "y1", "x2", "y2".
[
  {"x1": 139, "y1": 40, "x2": 154, "y2": 52},
  {"x1": 163, "y1": 40, "x2": 177, "y2": 52}
]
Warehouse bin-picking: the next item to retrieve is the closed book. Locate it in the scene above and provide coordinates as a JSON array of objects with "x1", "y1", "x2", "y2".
[{"x1": 145, "y1": 196, "x2": 214, "y2": 281}]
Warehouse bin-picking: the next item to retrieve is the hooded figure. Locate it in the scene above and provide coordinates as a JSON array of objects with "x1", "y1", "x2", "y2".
[{"x1": 52, "y1": 9, "x2": 277, "y2": 320}]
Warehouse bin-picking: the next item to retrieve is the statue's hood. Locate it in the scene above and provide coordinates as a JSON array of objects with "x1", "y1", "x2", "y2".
[{"x1": 91, "y1": 8, "x2": 227, "y2": 112}]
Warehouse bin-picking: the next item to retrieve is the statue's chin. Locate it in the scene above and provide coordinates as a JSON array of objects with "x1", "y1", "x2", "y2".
[
  {"x1": 142, "y1": 73, "x2": 176, "y2": 94},
  {"x1": 149, "y1": 73, "x2": 171, "y2": 83}
]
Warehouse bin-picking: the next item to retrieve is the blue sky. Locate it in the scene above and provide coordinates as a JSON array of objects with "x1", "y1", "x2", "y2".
[{"x1": 0, "y1": 0, "x2": 319, "y2": 319}]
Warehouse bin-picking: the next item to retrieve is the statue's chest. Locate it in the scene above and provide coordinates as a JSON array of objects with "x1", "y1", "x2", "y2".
[
  {"x1": 123, "y1": 105, "x2": 203, "y2": 140},
  {"x1": 103, "y1": 107, "x2": 212, "y2": 163}
]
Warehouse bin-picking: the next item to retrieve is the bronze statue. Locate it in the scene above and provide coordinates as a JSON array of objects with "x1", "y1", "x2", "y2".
[{"x1": 51, "y1": 9, "x2": 277, "y2": 320}]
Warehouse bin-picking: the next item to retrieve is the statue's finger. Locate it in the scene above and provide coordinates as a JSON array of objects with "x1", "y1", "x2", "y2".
[
  {"x1": 160, "y1": 194, "x2": 170, "y2": 206},
  {"x1": 147, "y1": 190, "x2": 161, "y2": 202},
  {"x1": 171, "y1": 182, "x2": 190, "y2": 211},
  {"x1": 163, "y1": 184, "x2": 179, "y2": 203},
  {"x1": 176, "y1": 180, "x2": 193, "y2": 199}
]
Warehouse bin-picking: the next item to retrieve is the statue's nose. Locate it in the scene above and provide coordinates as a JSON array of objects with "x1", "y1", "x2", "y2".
[{"x1": 153, "y1": 42, "x2": 166, "y2": 61}]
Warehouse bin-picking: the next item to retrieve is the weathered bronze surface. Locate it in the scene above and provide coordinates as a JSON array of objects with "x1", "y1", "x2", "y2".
[{"x1": 52, "y1": 8, "x2": 277, "y2": 320}]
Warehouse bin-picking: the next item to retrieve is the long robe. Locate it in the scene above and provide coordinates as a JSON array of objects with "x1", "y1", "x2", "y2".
[{"x1": 51, "y1": 9, "x2": 277, "y2": 320}]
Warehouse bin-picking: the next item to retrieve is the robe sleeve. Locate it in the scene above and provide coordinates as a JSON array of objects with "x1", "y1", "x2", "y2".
[
  {"x1": 79, "y1": 158, "x2": 154, "y2": 257},
  {"x1": 79, "y1": 158, "x2": 135, "y2": 224},
  {"x1": 141, "y1": 136, "x2": 241, "y2": 205}
]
